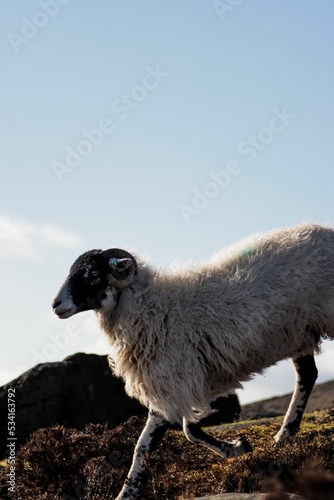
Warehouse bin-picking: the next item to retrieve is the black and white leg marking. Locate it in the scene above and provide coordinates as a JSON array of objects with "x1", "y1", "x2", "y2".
[
  {"x1": 274, "y1": 353, "x2": 318, "y2": 443},
  {"x1": 116, "y1": 410, "x2": 169, "y2": 500},
  {"x1": 183, "y1": 418, "x2": 252, "y2": 458}
]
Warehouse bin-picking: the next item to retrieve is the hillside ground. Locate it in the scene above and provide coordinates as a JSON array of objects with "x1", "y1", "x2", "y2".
[{"x1": 1, "y1": 409, "x2": 334, "y2": 499}]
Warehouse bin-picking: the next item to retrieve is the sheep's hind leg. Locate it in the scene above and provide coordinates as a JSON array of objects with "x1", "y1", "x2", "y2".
[
  {"x1": 116, "y1": 410, "x2": 170, "y2": 500},
  {"x1": 183, "y1": 418, "x2": 252, "y2": 458},
  {"x1": 274, "y1": 353, "x2": 318, "y2": 444}
]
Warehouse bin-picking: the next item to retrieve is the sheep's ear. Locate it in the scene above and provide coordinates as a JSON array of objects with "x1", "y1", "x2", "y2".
[
  {"x1": 101, "y1": 249, "x2": 137, "y2": 288},
  {"x1": 108, "y1": 257, "x2": 133, "y2": 272},
  {"x1": 108, "y1": 257, "x2": 135, "y2": 288}
]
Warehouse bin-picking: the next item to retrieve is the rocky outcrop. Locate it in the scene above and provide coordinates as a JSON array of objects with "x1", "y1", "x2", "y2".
[{"x1": 0, "y1": 353, "x2": 146, "y2": 457}]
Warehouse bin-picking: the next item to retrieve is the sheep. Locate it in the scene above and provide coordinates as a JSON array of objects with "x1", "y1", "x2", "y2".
[{"x1": 52, "y1": 222, "x2": 334, "y2": 500}]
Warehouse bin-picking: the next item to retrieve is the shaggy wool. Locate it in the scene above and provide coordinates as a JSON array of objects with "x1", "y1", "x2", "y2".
[{"x1": 98, "y1": 223, "x2": 334, "y2": 423}]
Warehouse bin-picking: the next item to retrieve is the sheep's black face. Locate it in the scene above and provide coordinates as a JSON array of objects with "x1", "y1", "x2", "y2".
[
  {"x1": 52, "y1": 250, "x2": 115, "y2": 318},
  {"x1": 52, "y1": 248, "x2": 137, "y2": 319}
]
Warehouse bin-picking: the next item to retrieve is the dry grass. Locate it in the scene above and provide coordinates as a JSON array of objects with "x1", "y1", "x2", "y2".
[{"x1": 1, "y1": 410, "x2": 334, "y2": 499}]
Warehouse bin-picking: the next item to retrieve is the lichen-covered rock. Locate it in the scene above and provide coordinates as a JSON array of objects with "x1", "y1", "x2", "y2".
[{"x1": 0, "y1": 353, "x2": 146, "y2": 457}]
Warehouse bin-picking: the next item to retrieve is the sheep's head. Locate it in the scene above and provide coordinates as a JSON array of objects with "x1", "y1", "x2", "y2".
[{"x1": 52, "y1": 249, "x2": 137, "y2": 319}]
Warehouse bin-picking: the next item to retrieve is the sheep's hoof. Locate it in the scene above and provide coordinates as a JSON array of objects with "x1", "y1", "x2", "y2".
[
  {"x1": 233, "y1": 436, "x2": 253, "y2": 455},
  {"x1": 273, "y1": 428, "x2": 293, "y2": 447},
  {"x1": 239, "y1": 437, "x2": 253, "y2": 453}
]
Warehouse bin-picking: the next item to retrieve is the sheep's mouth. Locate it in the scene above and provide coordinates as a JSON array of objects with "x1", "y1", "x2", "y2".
[{"x1": 53, "y1": 306, "x2": 77, "y2": 319}]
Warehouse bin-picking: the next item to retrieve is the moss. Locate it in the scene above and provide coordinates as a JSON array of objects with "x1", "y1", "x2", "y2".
[{"x1": 0, "y1": 410, "x2": 333, "y2": 499}]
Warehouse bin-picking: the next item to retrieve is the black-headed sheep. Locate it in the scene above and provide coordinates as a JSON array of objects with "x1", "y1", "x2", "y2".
[{"x1": 52, "y1": 223, "x2": 334, "y2": 500}]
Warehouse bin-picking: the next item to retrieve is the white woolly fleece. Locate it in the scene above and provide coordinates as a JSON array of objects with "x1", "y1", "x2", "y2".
[{"x1": 98, "y1": 223, "x2": 334, "y2": 423}]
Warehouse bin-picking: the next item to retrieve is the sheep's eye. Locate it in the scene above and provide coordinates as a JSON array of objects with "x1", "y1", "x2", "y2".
[{"x1": 90, "y1": 270, "x2": 99, "y2": 277}]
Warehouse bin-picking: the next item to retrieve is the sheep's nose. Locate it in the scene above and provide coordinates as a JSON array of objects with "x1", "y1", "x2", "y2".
[{"x1": 52, "y1": 299, "x2": 62, "y2": 309}]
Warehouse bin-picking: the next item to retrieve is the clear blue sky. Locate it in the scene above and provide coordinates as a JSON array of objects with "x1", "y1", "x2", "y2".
[{"x1": 1, "y1": 1, "x2": 334, "y2": 404}]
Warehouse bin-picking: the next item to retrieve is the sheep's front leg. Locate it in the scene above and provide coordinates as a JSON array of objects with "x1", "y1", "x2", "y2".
[
  {"x1": 183, "y1": 418, "x2": 252, "y2": 458},
  {"x1": 274, "y1": 354, "x2": 318, "y2": 443},
  {"x1": 116, "y1": 410, "x2": 169, "y2": 500}
]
